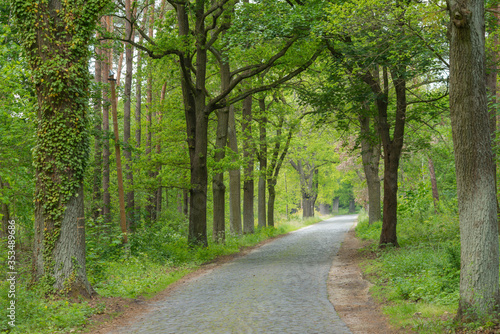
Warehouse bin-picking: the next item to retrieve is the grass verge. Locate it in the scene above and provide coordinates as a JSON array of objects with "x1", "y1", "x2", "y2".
[{"x1": 355, "y1": 210, "x2": 462, "y2": 333}]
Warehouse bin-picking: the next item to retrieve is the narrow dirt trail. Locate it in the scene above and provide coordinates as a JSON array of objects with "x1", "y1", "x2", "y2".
[{"x1": 104, "y1": 215, "x2": 357, "y2": 334}]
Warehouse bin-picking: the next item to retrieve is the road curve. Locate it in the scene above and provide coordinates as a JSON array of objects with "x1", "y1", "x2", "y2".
[{"x1": 109, "y1": 215, "x2": 357, "y2": 334}]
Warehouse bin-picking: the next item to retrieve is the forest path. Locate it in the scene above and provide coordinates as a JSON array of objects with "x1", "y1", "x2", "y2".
[{"x1": 107, "y1": 215, "x2": 357, "y2": 334}]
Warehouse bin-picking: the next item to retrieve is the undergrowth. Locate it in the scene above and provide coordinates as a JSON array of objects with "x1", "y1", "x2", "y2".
[
  {"x1": 0, "y1": 212, "x2": 326, "y2": 333},
  {"x1": 356, "y1": 207, "x2": 466, "y2": 333}
]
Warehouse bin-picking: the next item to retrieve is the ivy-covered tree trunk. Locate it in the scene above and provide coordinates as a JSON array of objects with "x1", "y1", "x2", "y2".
[
  {"x1": 13, "y1": 0, "x2": 107, "y2": 297},
  {"x1": 448, "y1": 0, "x2": 500, "y2": 319}
]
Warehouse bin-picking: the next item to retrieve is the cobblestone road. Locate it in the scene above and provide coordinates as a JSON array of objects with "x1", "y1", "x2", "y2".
[{"x1": 110, "y1": 215, "x2": 357, "y2": 334}]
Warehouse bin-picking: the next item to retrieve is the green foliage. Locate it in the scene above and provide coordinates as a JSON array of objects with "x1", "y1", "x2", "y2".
[
  {"x1": 0, "y1": 282, "x2": 96, "y2": 333},
  {"x1": 357, "y1": 210, "x2": 463, "y2": 331},
  {"x1": 89, "y1": 214, "x2": 322, "y2": 299}
]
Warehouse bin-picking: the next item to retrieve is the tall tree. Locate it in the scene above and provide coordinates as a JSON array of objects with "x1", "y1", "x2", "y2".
[
  {"x1": 290, "y1": 159, "x2": 319, "y2": 218},
  {"x1": 122, "y1": 0, "x2": 322, "y2": 245},
  {"x1": 228, "y1": 105, "x2": 242, "y2": 234},
  {"x1": 123, "y1": 0, "x2": 135, "y2": 229},
  {"x1": 92, "y1": 38, "x2": 103, "y2": 220},
  {"x1": 257, "y1": 97, "x2": 267, "y2": 228},
  {"x1": 12, "y1": 0, "x2": 107, "y2": 297},
  {"x1": 101, "y1": 16, "x2": 112, "y2": 223},
  {"x1": 359, "y1": 109, "x2": 381, "y2": 224},
  {"x1": 448, "y1": 0, "x2": 500, "y2": 319},
  {"x1": 242, "y1": 95, "x2": 255, "y2": 234},
  {"x1": 145, "y1": 2, "x2": 155, "y2": 223}
]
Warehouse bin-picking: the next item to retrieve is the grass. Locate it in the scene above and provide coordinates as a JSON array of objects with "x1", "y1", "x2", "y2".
[
  {"x1": 0, "y1": 212, "x2": 330, "y2": 334},
  {"x1": 355, "y1": 209, "x2": 466, "y2": 333}
]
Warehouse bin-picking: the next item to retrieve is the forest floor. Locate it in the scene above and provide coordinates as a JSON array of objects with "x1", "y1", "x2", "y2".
[{"x1": 84, "y1": 217, "x2": 396, "y2": 334}]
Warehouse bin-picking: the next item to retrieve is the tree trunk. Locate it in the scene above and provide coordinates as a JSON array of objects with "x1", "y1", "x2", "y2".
[
  {"x1": 212, "y1": 60, "x2": 231, "y2": 242},
  {"x1": 124, "y1": 0, "x2": 135, "y2": 230},
  {"x1": 486, "y1": 27, "x2": 500, "y2": 228},
  {"x1": 242, "y1": 95, "x2": 255, "y2": 234},
  {"x1": 378, "y1": 67, "x2": 405, "y2": 247},
  {"x1": 291, "y1": 160, "x2": 318, "y2": 219},
  {"x1": 428, "y1": 156, "x2": 439, "y2": 214},
  {"x1": 177, "y1": 191, "x2": 183, "y2": 214},
  {"x1": 332, "y1": 197, "x2": 339, "y2": 213},
  {"x1": 302, "y1": 196, "x2": 315, "y2": 218},
  {"x1": 116, "y1": 50, "x2": 124, "y2": 86},
  {"x1": 145, "y1": 5, "x2": 156, "y2": 223},
  {"x1": 319, "y1": 203, "x2": 330, "y2": 215},
  {"x1": 258, "y1": 97, "x2": 267, "y2": 228},
  {"x1": 14, "y1": 0, "x2": 103, "y2": 297},
  {"x1": 359, "y1": 113, "x2": 382, "y2": 224},
  {"x1": 267, "y1": 181, "x2": 277, "y2": 227},
  {"x1": 134, "y1": 39, "x2": 143, "y2": 222},
  {"x1": 101, "y1": 17, "x2": 112, "y2": 224},
  {"x1": 448, "y1": 0, "x2": 500, "y2": 318},
  {"x1": 109, "y1": 75, "x2": 128, "y2": 243},
  {"x1": 349, "y1": 200, "x2": 356, "y2": 213},
  {"x1": 154, "y1": 82, "x2": 167, "y2": 220},
  {"x1": 228, "y1": 105, "x2": 242, "y2": 234},
  {"x1": 92, "y1": 43, "x2": 102, "y2": 221},
  {"x1": 267, "y1": 116, "x2": 294, "y2": 227}
]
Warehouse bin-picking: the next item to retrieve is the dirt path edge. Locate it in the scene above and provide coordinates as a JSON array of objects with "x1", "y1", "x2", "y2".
[{"x1": 327, "y1": 223, "x2": 396, "y2": 334}]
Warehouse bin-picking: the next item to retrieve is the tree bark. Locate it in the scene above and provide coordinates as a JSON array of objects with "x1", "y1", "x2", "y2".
[
  {"x1": 359, "y1": 113, "x2": 381, "y2": 224},
  {"x1": 267, "y1": 116, "x2": 293, "y2": 227},
  {"x1": 124, "y1": 0, "x2": 135, "y2": 230},
  {"x1": 212, "y1": 60, "x2": 231, "y2": 242},
  {"x1": 109, "y1": 75, "x2": 128, "y2": 243},
  {"x1": 291, "y1": 160, "x2": 318, "y2": 219},
  {"x1": 448, "y1": 0, "x2": 500, "y2": 318},
  {"x1": 319, "y1": 203, "x2": 330, "y2": 215},
  {"x1": 14, "y1": 0, "x2": 103, "y2": 297},
  {"x1": 378, "y1": 68, "x2": 406, "y2": 247},
  {"x1": 228, "y1": 105, "x2": 242, "y2": 234},
  {"x1": 242, "y1": 95, "x2": 255, "y2": 233},
  {"x1": 332, "y1": 197, "x2": 339, "y2": 213},
  {"x1": 134, "y1": 30, "x2": 144, "y2": 222},
  {"x1": 349, "y1": 199, "x2": 356, "y2": 213},
  {"x1": 145, "y1": 4, "x2": 156, "y2": 223},
  {"x1": 258, "y1": 97, "x2": 267, "y2": 228}
]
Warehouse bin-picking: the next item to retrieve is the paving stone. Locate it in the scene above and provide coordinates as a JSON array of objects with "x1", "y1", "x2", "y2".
[{"x1": 109, "y1": 215, "x2": 357, "y2": 334}]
